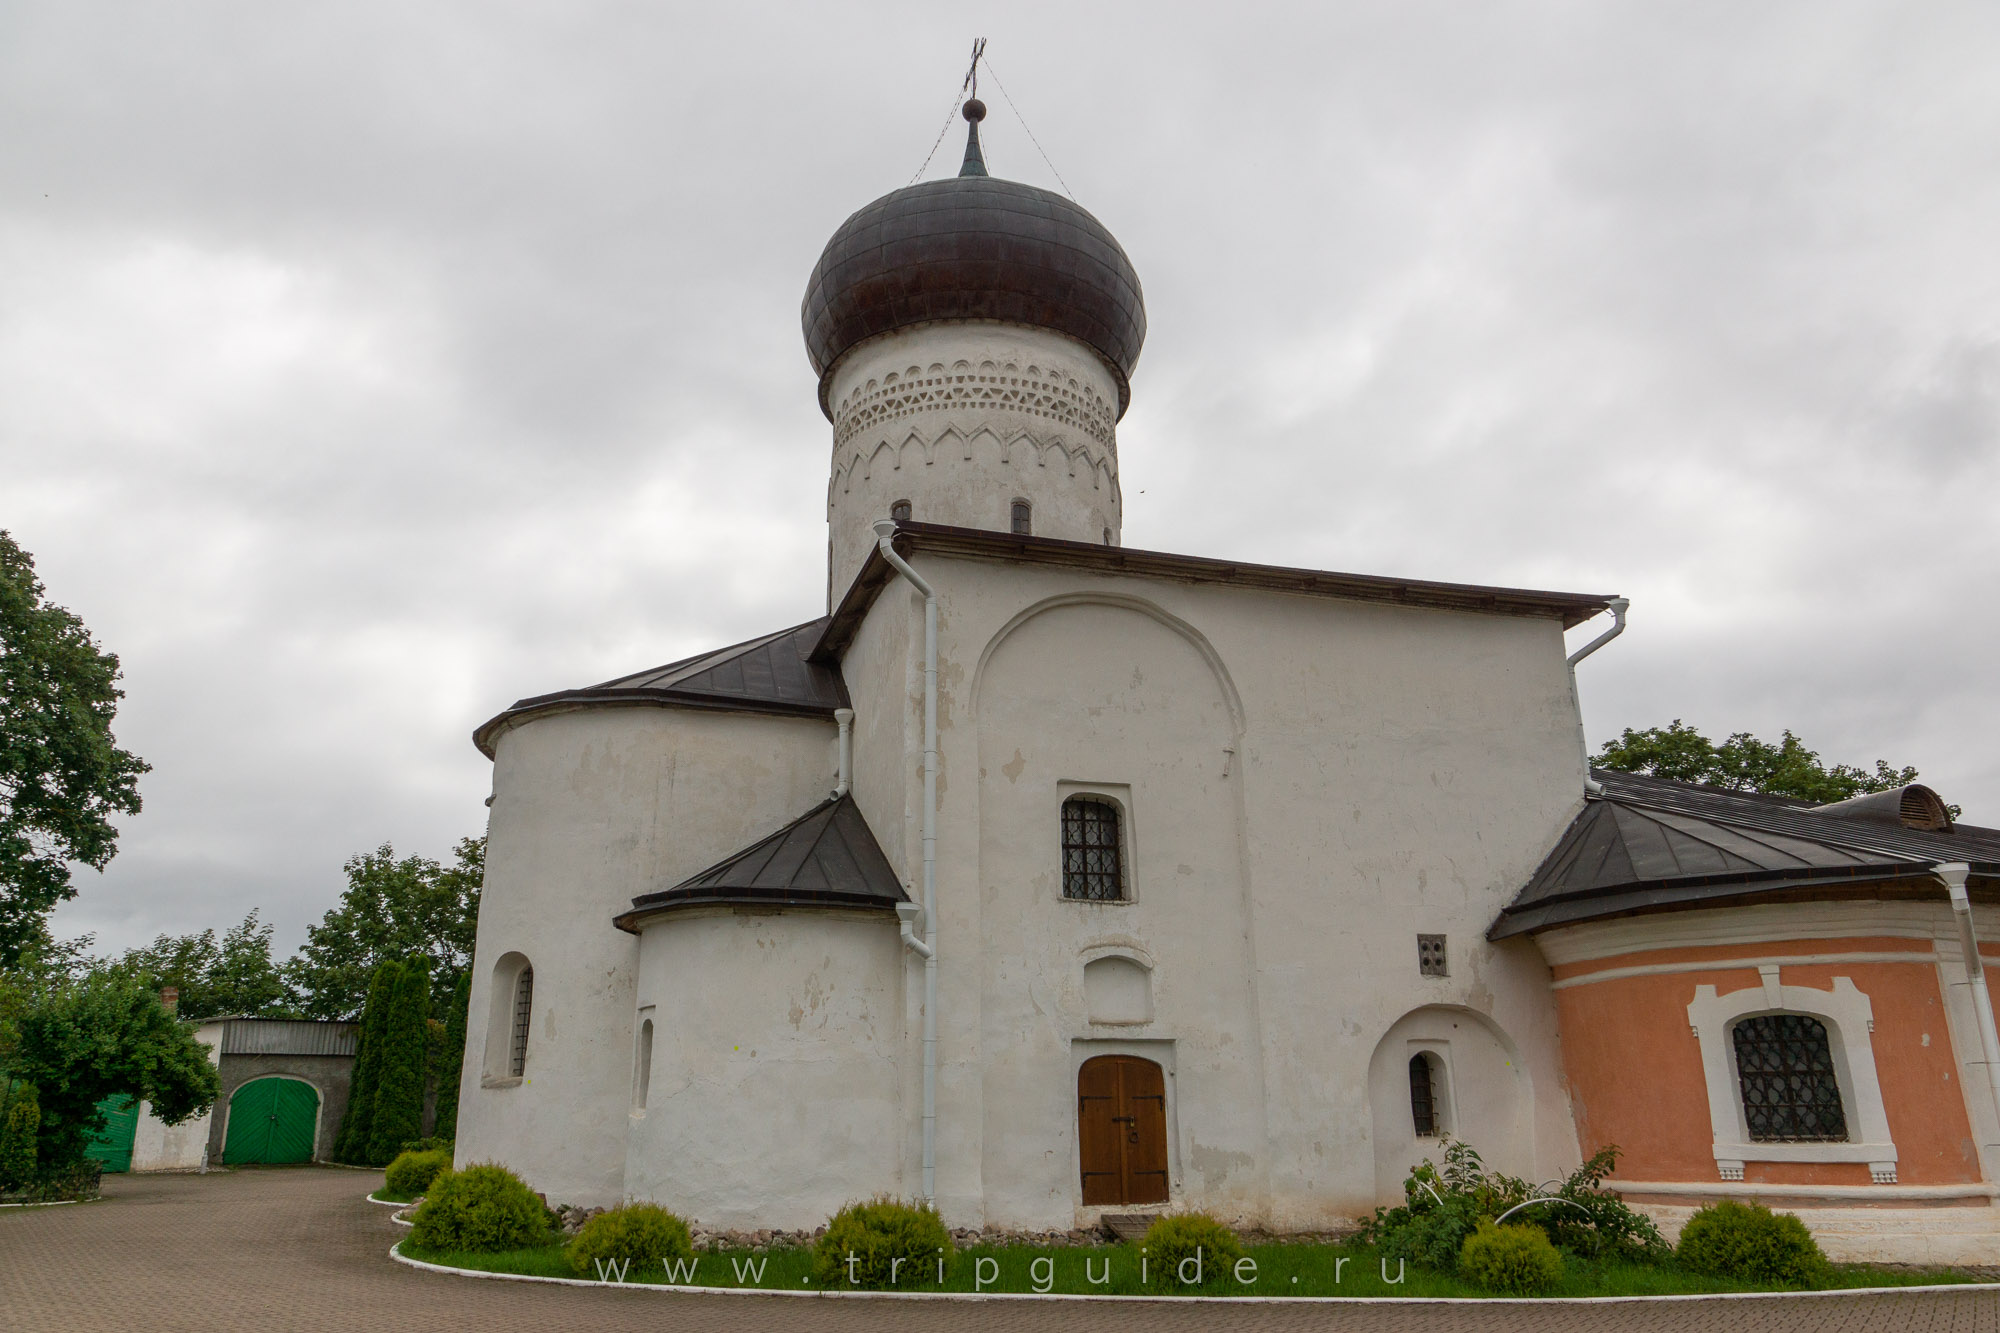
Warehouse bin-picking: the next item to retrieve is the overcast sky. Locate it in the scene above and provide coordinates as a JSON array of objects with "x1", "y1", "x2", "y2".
[{"x1": 5, "y1": 3, "x2": 1996, "y2": 959}]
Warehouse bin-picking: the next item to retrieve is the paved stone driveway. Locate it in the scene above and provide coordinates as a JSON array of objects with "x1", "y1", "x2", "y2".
[{"x1": 3, "y1": 1168, "x2": 1999, "y2": 1332}]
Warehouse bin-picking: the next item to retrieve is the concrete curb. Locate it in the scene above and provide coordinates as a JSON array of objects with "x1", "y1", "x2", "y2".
[
  {"x1": 385, "y1": 1243, "x2": 2000, "y2": 1305},
  {"x1": 0, "y1": 1199, "x2": 81, "y2": 1209},
  {"x1": 366, "y1": 1193, "x2": 416, "y2": 1207}
]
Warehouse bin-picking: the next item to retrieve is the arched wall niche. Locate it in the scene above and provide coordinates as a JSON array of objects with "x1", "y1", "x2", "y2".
[
  {"x1": 1084, "y1": 954, "x2": 1153, "y2": 1025},
  {"x1": 482, "y1": 951, "x2": 533, "y2": 1084},
  {"x1": 1366, "y1": 1005, "x2": 1533, "y2": 1204},
  {"x1": 970, "y1": 592, "x2": 1245, "y2": 735}
]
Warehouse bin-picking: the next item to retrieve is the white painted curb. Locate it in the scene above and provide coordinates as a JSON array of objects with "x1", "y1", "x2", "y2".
[
  {"x1": 385, "y1": 1243, "x2": 2000, "y2": 1305},
  {"x1": 366, "y1": 1194, "x2": 413, "y2": 1207},
  {"x1": 0, "y1": 1199, "x2": 80, "y2": 1209}
]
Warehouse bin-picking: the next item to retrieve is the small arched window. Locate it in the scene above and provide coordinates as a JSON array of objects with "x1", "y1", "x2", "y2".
[
  {"x1": 1011, "y1": 499, "x2": 1032, "y2": 535},
  {"x1": 509, "y1": 965, "x2": 534, "y2": 1078},
  {"x1": 890, "y1": 499, "x2": 912, "y2": 523},
  {"x1": 1061, "y1": 797, "x2": 1124, "y2": 900},
  {"x1": 1409, "y1": 1053, "x2": 1441, "y2": 1136},
  {"x1": 634, "y1": 1017, "x2": 654, "y2": 1109},
  {"x1": 1732, "y1": 1014, "x2": 1847, "y2": 1141}
]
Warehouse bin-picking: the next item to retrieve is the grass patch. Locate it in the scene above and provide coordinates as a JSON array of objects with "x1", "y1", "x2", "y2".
[{"x1": 396, "y1": 1238, "x2": 1990, "y2": 1298}]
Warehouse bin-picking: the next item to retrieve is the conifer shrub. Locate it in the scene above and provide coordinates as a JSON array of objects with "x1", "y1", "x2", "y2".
[
  {"x1": 333, "y1": 960, "x2": 400, "y2": 1163},
  {"x1": 1141, "y1": 1212, "x2": 1244, "y2": 1290},
  {"x1": 408, "y1": 1163, "x2": 551, "y2": 1253},
  {"x1": 1675, "y1": 1200, "x2": 1829, "y2": 1287},
  {"x1": 809, "y1": 1197, "x2": 953, "y2": 1289},
  {"x1": 0, "y1": 1084, "x2": 39, "y2": 1192},
  {"x1": 431, "y1": 970, "x2": 470, "y2": 1142},
  {"x1": 565, "y1": 1202, "x2": 695, "y2": 1279},
  {"x1": 1459, "y1": 1218, "x2": 1565, "y2": 1294},
  {"x1": 367, "y1": 957, "x2": 430, "y2": 1166},
  {"x1": 30, "y1": 1159, "x2": 102, "y2": 1202},
  {"x1": 382, "y1": 1147, "x2": 452, "y2": 1199}
]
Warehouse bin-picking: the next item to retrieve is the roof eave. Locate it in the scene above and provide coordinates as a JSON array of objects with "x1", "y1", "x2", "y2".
[
  {"x1": 811, "y1": 521, "x2": 1616, "y2": 663},
  {"x1": 614, "y1": 888, "x2": 905, "y2": 934},
  {"x1": 473, "y1": 689, "x2": 842, "y2": 759}
]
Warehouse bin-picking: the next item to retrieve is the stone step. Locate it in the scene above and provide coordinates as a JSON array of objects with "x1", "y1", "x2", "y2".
[{"x1": 1100, "y1": 1212, "x2": 1159, "y2": 1243}]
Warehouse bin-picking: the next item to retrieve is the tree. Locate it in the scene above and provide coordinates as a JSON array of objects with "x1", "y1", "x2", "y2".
[
  {"x1": 110, "y1": 911, "x2": 288, "y2": 1020},
  {"x1": 0, "y1": 531, "x2": 150, "y2": 964},
  {"x1": 430, "y1": 970, "x2": 469, "y2": 1143},
  {"x1": 367, "y1": 957, "x2": 430, "y2": 1165},
  {"x1": 4, "y1": 972, "x2": 218, "y2": 1169},
  {"x1": 333, "y1": 959, "x2": 399, "y2": 1164},
  {"x1": 1595, "y1": 720, "x2": 1937, "y2": 806},
  {"x1": 284, "y1": 838, "x2": 482, "y2": 1021},
  {"x1": 0, "y1": 1079, "x2": 38, "y2": 1190}
]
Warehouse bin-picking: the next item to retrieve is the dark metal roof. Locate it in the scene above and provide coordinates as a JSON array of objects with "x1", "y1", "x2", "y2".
[
  {"x1": 813, "y1": 522, "x2": 1618, "y2": 662},
  {"x1": 613, "y1": 794, "x2": 906, "y2": 931},
  {"x1": 1491, "y1": 769, "x2": 2000, "y2": 939},
  {"x1": 473, "y1": 618, "x2": 849, "y2": 758},
  {"x1": 801, "y1": 173, "x2": 1147, "y2": 420}
]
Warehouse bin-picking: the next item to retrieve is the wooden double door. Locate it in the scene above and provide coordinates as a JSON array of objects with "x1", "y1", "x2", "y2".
[{"x1": 1078, "y1": 1055, "x2": 1169, "y2": 1205}]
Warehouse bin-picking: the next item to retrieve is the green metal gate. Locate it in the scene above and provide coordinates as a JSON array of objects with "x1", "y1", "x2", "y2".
[
  {"x1": 222, "y1": 1077, "x2": 318, "y2": 1165},
  {"x1": 83, "y1": 1095, "x2": 139, "y2": 1173}
]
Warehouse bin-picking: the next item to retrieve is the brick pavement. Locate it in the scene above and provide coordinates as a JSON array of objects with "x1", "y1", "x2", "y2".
[{"x1": 2, "y1": 1168, "x2": 1998, "y2": 1332}]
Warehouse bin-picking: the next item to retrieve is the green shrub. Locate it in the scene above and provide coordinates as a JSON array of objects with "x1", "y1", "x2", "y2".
[
  {"x1": 0, "y1": 1085, "x2": 39, "y2": 1192},
  {"x1": 1141, "y1": 1212, "x2": 1244, "y2": 1289},
  {"x1": 810, "y1": 1197, "x2": 954, "y2": 1289},
  {"x1": 1358, "y1": 1139, "x2": 1666, "y2": 1271},
  {"x1": 334, "y1": 961, "x2": 399, "y2": 1163},
  {"x1": 31, "y1": 1159, "x2": 102, "y2": 1203},
  {"x1": 408, "y1": 1163, "x2": 550, "y2": 1253},
  {"x1": 566, "y1": 1202, "x2": 695, "y2": 1279},
  {"x1": 1675, "y1": 1200, "x2": 1828, "y2": 1287},
  {"x1": 1459, "y1": 1218, "x2": 1565, "y2": 1294},
  {"x1": 383, "y1": 1147, "x2": 452, "y2": 1198}
]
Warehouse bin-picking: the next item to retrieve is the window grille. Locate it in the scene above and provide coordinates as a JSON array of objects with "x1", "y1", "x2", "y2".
[
  {"x1": 1409, "y1": 1054, "x2": 1438, "y2": 1136},
  {"x1": 890, "y1": 500, "x2": 911, "y2": 523},
  {"x1": 509, "y1": 966, "x2": 534, "y2": 1078},
  {"x1": 1418, "y1": 934, "x2": 1448, "y2": 977},
  {"x1": 1732, "y1": 1013, "x2": 1847, "y2": 1141},
  {"x1": 1011, "y1": 500, "x2": 1032, "y2": 535},
  {"x1": 1061, "y1": 797, "x2": 1124, "y2": 901}
]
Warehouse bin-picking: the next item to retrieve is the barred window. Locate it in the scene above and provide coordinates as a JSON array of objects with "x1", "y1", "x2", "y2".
[
  {"x1": 1733, "y1": 1013, "x2": 1847, "y2": 1142},
  {"x1": 1061, "y1": 797, "x2": 1124, "y2": 901},
  {"x1": 509, "y1": 966, "x2": 534, "y2": 1078},
  {"x1": 1011, "y1": 499, "x2": 1032, "y2": 535},
  {"x1": 1409, "y1": 1054, "x2": 1439, "y2": 1136},
  {"x1": 890, "y1": 499, "x2": 911, "y2": 523}
]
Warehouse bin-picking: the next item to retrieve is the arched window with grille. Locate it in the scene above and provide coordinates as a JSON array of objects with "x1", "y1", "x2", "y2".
[
  {"x1": 1011, "y1": 499, "x2": 1032, "y2": 535},
  {"x1": 890, "y1": 499, "x2": 911, "y2": 523},
  {"x1": 1409, "y1": 1053, "x2": 1442, "y2": 1136},
  {"x1": 1061, "y1": 796, "x2": 1125, "y2": 900},
  {"x1": 509, "y1": 965, "x2": 535, "y2": 1078},
  {"x1": 1732, "y1": 1013, "x2": 1847, "y2": 1141}
]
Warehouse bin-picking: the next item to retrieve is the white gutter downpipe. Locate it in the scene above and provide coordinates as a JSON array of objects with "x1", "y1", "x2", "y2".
[
  {"x1": 832, "y1": 707, "x2": 854, "y2": 798},
  {"x1": 874, "y1": 518, "x2": 939, "y2": 1207},
  {"x1": 1939, "y1": 862, "x2": 2000, "y2": 1140},
  {"x1": 1566, "y1": 597, "x2": 1630, "y2": 796}
]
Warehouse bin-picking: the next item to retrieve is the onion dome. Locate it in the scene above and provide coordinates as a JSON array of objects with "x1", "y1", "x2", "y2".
[{"x1": 801, "y1": 99, "x2": 1147, "y2": 419}]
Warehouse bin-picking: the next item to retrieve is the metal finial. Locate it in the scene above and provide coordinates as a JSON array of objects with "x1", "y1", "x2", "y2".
[{"x1": 958, "y1": 97, "x2": 988, "y2": 176}]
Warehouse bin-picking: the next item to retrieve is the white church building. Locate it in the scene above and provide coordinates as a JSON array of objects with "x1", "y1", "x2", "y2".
[{"x1": 456, "y1": 102, "x2": 2000, "y2": 1256}]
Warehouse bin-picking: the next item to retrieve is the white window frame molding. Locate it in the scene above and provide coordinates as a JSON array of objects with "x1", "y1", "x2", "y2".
[{"x1": 1687, "y1": 967, "x2": 1896, "y2": 1183}]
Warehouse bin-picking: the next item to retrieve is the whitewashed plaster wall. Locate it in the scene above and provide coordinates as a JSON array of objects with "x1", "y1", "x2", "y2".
[
  {"x1": 626, "y1": 906, "x2": 903, "y2": 1228},
  {"x1": 837, "y1": 553, "x2": 1588, "y2": 1230},
  {"x1": 130, "y1": 1019, "x2": 225, "y2": 1172},
  {"x1": 825, "y1": 323, "x2": 1124, "y2": 604},
  {"x1": 458, "y1": 706, "x2": 839, "y2": 1207}
]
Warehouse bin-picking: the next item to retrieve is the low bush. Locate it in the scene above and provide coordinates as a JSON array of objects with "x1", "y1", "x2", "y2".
[
  {"x1": 1675, "y1": 1200, "x2": 1828, "y2": 1288},
  {"x1": 400, "y1": 1136, "x2": 453, "y2": 1155},
  {"x1": 30, "y1": 1159, "x2": 102, "y2": 1203},
  {"x1": 566, "y1": 1202, "x2": 695, "y2": 1279},
  {"x1": 408, "y1": 1163, "x2": 551, "y2": 1253},
  {"x1": 810, "y1": 1197, "x2": 954, "y2": 1289},
  {"x1": 383, "y1": 1147, "x2": 452, "y2": 1198},
  {"x1": 1141, "y1": 1212, "x2": 1244, "y2": 1290},
  {"x1": 1358, "y1": 1139, "x2": 1666, "y2": 1271},
  {"x1": 1459, "y1": 1219, "x2": 1564, "y2": 1294}
]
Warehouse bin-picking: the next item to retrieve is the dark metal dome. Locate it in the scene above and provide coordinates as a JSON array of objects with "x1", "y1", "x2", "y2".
[{"x1": 801, "y1": 173, "x2": 1147, "y2": 420}]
